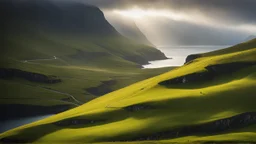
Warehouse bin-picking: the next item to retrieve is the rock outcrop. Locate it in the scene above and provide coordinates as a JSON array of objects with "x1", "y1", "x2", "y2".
[
  {"x1": 185, "y1": 54, "x2": 202, "y2": 64},
  {"x1": 1, "y1": 0, "x2": 118, "y2": 35},
  {"x1": 159, "y1": 62, "x2": 256, "y2": 86},
  {"x1": 0, "y1": 68, "x2": 61, "y2": 84}
]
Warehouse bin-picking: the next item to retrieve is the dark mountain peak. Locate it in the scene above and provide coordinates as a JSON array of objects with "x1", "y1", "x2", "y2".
[{"x1": 1, "y1": 0, "x2": 119, "y2": 36}]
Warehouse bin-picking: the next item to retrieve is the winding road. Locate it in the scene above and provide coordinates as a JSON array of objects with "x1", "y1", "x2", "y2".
[
  {"x1": 23, "y1": 83, "x2": 83, "y2": 106},
  {"x1": 39, "y1": 86, "x2": 83, "y2": 105},
  {"x1": 20, "y1": 56, "x2": 71, "y2": 66},
  {"x1": 22, "y1": 56, "x2": 57, "y2": 63}
]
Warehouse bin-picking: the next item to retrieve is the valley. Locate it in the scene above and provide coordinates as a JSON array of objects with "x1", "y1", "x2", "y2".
[{"x1": 0, "y1": 0, "x2": 255, "y2": 143}]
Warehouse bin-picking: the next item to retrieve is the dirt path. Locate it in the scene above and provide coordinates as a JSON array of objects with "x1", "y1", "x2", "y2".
[
  {"x1": 22, "y1": 56, "x2": 57, "y2": 63},
  {"x1": 38, "y1": 86, "x2": 83, "y2": 105},
  {"x1": 22, "y1": 83, "x2": 83, "y2": 106}
]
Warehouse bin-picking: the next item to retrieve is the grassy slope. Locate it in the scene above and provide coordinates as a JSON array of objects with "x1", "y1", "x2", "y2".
[
  {"x1": 1, "y1": 27, "x2": 171, "y2": 107},
  {"x1": 0, "y1": 59, "x2": 172, "y2": 106},
  {"x1": 199, "y1": 38, "x2": 256, "y2": 57},
  {"x1": 1, "y1": 0, "x2": 169, "y2": 109},
  {"x1": 1, "y1": 40, "x2": 255, "y2": 143}
]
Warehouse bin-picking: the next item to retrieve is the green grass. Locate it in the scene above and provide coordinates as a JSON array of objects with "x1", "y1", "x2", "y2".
[
  {"x1": 3, "y1": 29, "x2": 164, "y2": 67},
  {"x1": 199, "y1": 38, "x2": 256, "y2": 57},
  {"x1": 0, "y1": 59, "x2": 173, "y2": 105},
  {"x1": 1, "y1": 28, "x2": 171, "y2": 107},
  {"x1": 1, "y1": 40, "x2": 255, "y2": 143}
]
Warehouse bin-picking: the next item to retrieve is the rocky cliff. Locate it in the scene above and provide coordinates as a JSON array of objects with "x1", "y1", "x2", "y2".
[{"x1": 0, "y1": 0, "x2": 167, "y2": 65}]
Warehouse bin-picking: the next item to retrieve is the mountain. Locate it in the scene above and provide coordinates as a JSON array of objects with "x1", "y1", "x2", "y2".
[
  {"x1": 1, "y1": 39, "x2": 255, "y2": 142},
  {"x1": 0, "y1": 0, "x2": 169, "y2": 123},
  {"x1": 1, "y1": 0, "x2": 117, "y2": 35},
  {"x1": 105, "y1": 14, "x2": 154, "y2": 46},
  {"x1": 0, "y1": 0, "x2": 166, "y2": 65}
]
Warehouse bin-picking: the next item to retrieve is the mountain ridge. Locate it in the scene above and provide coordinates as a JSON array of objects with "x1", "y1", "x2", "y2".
[{"x1": 0, "y1": 0, "x2": 167, "y2": 66}]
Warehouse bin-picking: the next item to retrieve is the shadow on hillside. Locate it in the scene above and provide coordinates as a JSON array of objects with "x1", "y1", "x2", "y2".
[
  {"x1": 85, "y1": 80, "x2": 117, "y2": 96},
  {"x1": 0, "y1": 124, "x2": 59, "y2": 143},
  {"x1": 159, "y1": 63, "x2": 256, "y2": 89},
  {"x1": 1, "y1": 87, "x2": 255, "y2": 143},
  {"x1": 1, "y1": 65, "x2": 255, "y2": 143}
]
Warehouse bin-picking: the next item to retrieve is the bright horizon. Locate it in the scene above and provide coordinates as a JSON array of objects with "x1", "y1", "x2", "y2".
[{"x1": 103, "y1": 6, "x2": 256, "y2": 46}]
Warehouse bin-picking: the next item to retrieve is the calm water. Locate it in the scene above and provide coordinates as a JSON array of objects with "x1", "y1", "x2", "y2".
[
  {"x1": 143, "y1": 45, "x2": 231, "y2": 68},
  {"x1": 0, "y1": 115, "x2": 53, "y2": 133}
]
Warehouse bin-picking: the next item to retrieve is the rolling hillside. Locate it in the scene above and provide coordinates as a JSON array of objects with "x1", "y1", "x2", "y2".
[
  {"x1": 0, "y1": 0, "x2": 169, "y2": 121},
  {"x1": 1, "y1": 39, "x2": 255, "y2": 143},
  {"x1": 186, "y1": 38, "x2": 256, "y2": 63}
]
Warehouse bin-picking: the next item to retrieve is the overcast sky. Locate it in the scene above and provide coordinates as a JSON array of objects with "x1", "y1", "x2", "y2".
[{"x1": 70, "y1": 0, "x2": 256, "y2": 45}]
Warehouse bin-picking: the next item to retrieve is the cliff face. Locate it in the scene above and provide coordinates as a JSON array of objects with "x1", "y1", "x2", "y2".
[
  {"x1": 1, "y1": 0, "x2": 117, "y2": 35},
  {"x1": 184, "y1": 54, "x2": 202, "y2": 64}
]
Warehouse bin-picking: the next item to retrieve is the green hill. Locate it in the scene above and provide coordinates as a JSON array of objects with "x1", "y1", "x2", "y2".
[
  {"x1": 1, "y1": 39, "x2": 255, "y2": 143},
  {"x1": 0, "y1": 0, "x2": 169, "y2": 121},
  {"x1": 186, "y1": 38, "x2": 256, "y2": 63}
]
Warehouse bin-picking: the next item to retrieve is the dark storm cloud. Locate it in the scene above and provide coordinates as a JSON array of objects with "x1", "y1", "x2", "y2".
[{"x1": 80, "y1": 0, "x2": 256, "y2": 25}]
